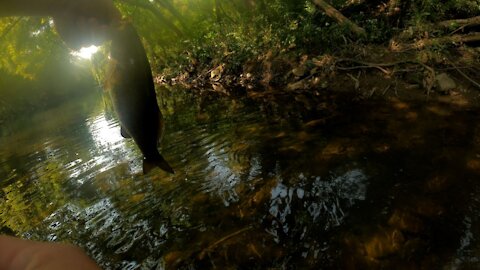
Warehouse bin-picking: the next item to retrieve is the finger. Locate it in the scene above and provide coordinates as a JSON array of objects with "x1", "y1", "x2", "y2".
[
  {"x1": 54, "y1": 15, "x2": 111, "y2": 49},
  {"x1": 0, "y1": 235, "x2": 42, "y2": 269},
  {"x1": 69, "y1": 0, "x2": 122, "y2": 24},
  {"x1": 0, "y1": 235, "x2": 101, "y2": 270},
  {"x1": 53, "y1": 0, "x2": 122, "y2": 49},
  {"x1": 31, "y1": 242, "x2": 102, "y2": 270}
]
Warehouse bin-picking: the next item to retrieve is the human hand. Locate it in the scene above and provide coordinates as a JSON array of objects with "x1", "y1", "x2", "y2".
[
  {"x1": 0, "y1": 235, "x2": 101, "y2": 270},
  {"x1": 1, "y1": 0, "x2": 123, "y2": 49}
]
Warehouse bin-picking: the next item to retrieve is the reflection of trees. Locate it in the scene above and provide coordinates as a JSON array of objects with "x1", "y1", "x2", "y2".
[
  {"x1": 24, "y1": 177, "x2": 198, "y2": 269},
  {"x1": 0, "y1": 160, "x2": 68, "y2": 233},
  {"x1": 127, "y1": 91, "x2": 373, "y2": 268},
  {"x1": 158, "y1": 94, "x2": 480, "y2": 269},
  {"x1": 0, "y1": 93, "x2": 112, "y2": 234},
  {"x1": 267, "y1": 169, "x2": 367, "y2": 240}
]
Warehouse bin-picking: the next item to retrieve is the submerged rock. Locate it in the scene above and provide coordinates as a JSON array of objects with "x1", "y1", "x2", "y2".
[{"x1": 435, "y1": 73, "x2": 456, "y2": 94}]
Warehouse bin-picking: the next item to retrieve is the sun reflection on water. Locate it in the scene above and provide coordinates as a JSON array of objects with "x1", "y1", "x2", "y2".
[
  {"x1": 87, "y1": 113, "x2": 124, "y2": 147},
  {"x1": 66, "y1": 112, "x2": 136, "y2": 181}
]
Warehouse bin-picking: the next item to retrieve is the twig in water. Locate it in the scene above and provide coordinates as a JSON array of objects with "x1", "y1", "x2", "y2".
[
  {"x1": 337, "y1": 64, "x2": 390, "y2": 74},
  {"x1": 347, "y1": 72, "x2": 360, "y2": 90},
  {"x1": 449, "y1": 25, "x2": 467, "y2": 36},
  {"x1": 198, "y1": 226, "x2": 253, "y2": 260},
  {"x1": 394, "y1": 79, "x2": 399, "y2": 97},
  {"x1": 446, "y1": 59, "x2": 480, "y2": 89},
  {"x1": 382, "y1": 85, "x2": 391, "y2": 96}
]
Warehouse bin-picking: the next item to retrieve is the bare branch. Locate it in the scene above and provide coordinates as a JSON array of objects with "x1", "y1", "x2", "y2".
[{"x1": 311, "y1": 0, "x2": 366, "y2": 37}]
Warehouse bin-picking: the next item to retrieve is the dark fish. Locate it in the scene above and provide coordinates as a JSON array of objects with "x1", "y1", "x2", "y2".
[{"x1": 106, "y1": 22, "x2": 174, "y2": 174}]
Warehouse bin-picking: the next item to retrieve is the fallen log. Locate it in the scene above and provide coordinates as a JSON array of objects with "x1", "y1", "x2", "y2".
[
  {"x1": 438, "y1": 16, "x2": 480, "y2": 28},
  {"x1": 311, "y1": 0, "x2": 366, "y2": 37},
  {"x1": 390, "y1": 33, "x2": 480, "y2": 51}
]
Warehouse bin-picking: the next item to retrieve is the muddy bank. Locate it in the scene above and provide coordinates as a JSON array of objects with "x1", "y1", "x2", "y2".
[{"x1": 157, "y1": 43, "x2": 480, "y2": 111}]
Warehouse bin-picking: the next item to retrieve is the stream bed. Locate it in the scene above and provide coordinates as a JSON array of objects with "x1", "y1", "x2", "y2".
[{"x1": 1, "y1": 87, "x2": 480, "y2": 269}]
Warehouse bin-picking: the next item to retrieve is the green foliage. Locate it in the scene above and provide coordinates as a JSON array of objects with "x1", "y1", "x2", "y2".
[
  {"x1": 1, "y1": 0, "x2": 479, "y2": 109},
  {"x1": 154, "y1": 0, "x2": 356, "y2": 76},
  {"x1": 0, "y1": 17, "x2": 65, "y2": 79},
  {"x1": 408, "y1": 0, "x2": 480, "y2": 24},
  {"x1": 362, "y1": 18, "x2": 393, "y2": 43},
  {"x1": 0, "y1": 16, "x2": 96, "y2": 121},
  {"x1": 0, "y1": 163, "x2": 68, "y2": 233}
]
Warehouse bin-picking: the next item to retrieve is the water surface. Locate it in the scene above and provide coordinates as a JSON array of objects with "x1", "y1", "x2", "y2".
[{"x1": 1, "y1": 87, "x2": 480, "y2": 269}]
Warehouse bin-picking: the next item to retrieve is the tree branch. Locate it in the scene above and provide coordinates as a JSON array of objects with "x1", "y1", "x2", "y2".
[
  {"x1": 391, "y1": 33, "x2": 480, "y2": 51},
  {"x1": 311, "y1": 0, "x2": 366, "y2": 37},
  {"x1": 438, "y1": 16, "x2": 480, "y2": 28}
]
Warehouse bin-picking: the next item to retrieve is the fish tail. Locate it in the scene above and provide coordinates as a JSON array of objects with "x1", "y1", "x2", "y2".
[{"x1": 143, "y1": 154, "x2": 175, "y2": 174}]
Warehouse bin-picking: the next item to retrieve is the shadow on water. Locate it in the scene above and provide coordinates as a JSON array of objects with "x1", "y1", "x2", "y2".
[{"x1": 1, "y1": 86, "x2": 480, "y2": 269}]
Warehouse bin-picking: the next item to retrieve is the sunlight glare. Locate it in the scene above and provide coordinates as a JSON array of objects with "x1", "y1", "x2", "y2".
[
  {"x1": 71, "y1": 45, "x2": 100, "y2": 60},
  {"x1": 88, "y1": 113, "x2": 124, "y2": 147}
]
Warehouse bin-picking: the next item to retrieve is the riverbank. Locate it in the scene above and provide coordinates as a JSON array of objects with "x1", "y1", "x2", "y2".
[{"x1": 157, "y1": 42, "x2": 480, "y2": 110}]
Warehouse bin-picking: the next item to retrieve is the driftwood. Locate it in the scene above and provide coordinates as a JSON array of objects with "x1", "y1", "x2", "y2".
[
  {"x1": 390, "y1": 33, "x2": 480, "y2": 51},
  {"x1": 198, "y1": 226, "x2": 253, "y2": 260},
  {"x1": 438, "y1": 16, "x2": 480, "y2": 28},
  {"x1": 392, "y1": 15, "x2": 480, "y2": 43},
  {"x1": 311, "y1": 0, "x2": 366, "y2": 36},
  {"x1": 335, "y1": 57, "x2": 480, "y2": 91},
  {"x1": 446, "y1": 59, "x2": 480, "y2": 89}
]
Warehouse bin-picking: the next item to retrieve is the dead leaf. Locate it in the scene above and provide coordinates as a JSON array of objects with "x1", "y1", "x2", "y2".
[{"x1": 210, "y1": 64, "x2": 224, "y2": 81}]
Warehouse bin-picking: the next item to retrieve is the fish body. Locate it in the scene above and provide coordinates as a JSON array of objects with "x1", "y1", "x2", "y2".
[{"x1": 107, "y1": 23, "x2": 174, "y2": 174}]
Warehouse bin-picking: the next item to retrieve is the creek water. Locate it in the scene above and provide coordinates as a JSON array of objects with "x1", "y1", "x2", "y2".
[{"x1": 1, "y1": 86, "x2": 480, "y2": 269}]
